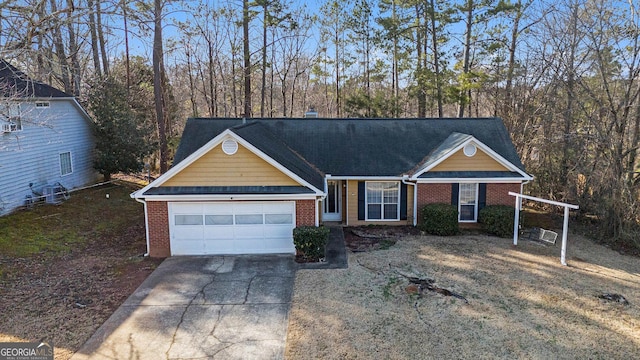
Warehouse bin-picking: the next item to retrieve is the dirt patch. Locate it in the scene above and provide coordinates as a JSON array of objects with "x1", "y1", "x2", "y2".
[
  {"x1": 0, "y1": 182, "x2": 162, "y2": 360},
  {"x1": 286, "y1": 232, "x2": 640, "y2": 359},
  {"x1": 344, "y1": 226, "x2": 420, "y2": 252}
]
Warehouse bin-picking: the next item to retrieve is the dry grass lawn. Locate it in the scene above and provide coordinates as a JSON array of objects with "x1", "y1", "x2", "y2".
[{"x1": 286, "y1": 232, "x2": 640, "y2": 359}]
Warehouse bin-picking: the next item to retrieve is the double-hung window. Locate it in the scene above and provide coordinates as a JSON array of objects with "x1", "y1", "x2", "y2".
[
  {"x1": 366, "y1": 181, "x2": 400, "y2": 220},
  {"x1": 459, "y1": 183, "x2": 478, "y2": 222},
  {"x1": 60, "y1": 152, "x2": 73, "y2": 176}
]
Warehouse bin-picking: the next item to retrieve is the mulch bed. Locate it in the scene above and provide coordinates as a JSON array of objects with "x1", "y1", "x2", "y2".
[{"x1": 343, "y1": 226, "x2": 421, "y2": 252}]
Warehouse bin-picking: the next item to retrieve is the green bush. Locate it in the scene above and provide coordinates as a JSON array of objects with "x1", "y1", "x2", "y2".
[
  {"x1": 293, "y1": 226, "x2": 330, "y2": 260},
  {"x1": 479, "y1": 205, "x2": 516, "y2": 238},
  {"x1": 420, "y1": 203, "x2": 459, "y2": 236}
]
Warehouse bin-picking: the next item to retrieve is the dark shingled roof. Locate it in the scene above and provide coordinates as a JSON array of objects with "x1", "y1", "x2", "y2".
[
  {"x1": 230, "y1": 122, "x2": 325, "y2": 190},
  {"x1": 0, "y1": 59, "x2": 70, "y2": 98},
  {"x1": 144, "y1": 186, "x2": 314, "y2": 196},
  {"x1": 172, "y1": 117, "x2": 527, "y2": 183}
]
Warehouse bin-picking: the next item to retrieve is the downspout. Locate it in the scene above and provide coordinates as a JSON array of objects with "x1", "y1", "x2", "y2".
[
  {"x1": 315, "y1": 198, "x2": 323, "y2": 227},
  {"x1": 519, "y1": 178, "x2": 532, "y2": 211},
  {"x1": 133, "y1": 193, "x2": 150, "y2": 257},
  {"x1": 317, "y1": 176, "x2": 329, "y2": 227},
  {"x1": 402, "y1": 176, "x2": 418, "y2": 227}
]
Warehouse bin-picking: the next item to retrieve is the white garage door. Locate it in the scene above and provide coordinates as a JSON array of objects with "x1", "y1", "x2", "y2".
[{"x1": 168, "y1": 202, "x2": 296, "y2": 255}]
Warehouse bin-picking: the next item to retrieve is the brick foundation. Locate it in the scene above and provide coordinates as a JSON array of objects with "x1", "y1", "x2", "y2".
[
  {"x1": 146, "y1": 201, "x2": 171, "y2": 258},
  {"x1": 296, "y1": 199, "x2": 316, "y2": 226}
]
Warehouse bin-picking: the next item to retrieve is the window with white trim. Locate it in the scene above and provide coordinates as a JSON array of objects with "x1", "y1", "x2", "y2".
[
  {"x1": 459, "y1": 183, "x2": 478, "y2": 222},
  {"x1": 0, "y1": 102, "x2": 23, "y2": 132},
  {"x1": 60, "y1": 152, "x2": 73, "y2": 176},
  {"x1": 366, "y1": 181, "x2": 400, "y2": 220}
]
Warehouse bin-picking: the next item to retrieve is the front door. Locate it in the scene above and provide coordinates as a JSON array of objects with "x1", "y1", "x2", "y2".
[{"x1": 323, "y1": 180, "x2": 342, "y2": 221}]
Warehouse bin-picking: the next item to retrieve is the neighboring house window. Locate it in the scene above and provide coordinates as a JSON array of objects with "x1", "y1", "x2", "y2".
[
  {"x1": 366, "y1": 181, "x2": 400, "y2": 220},
  {"x1": 459, "y1": 183, "x2": 478, "y2": 222},
  {"x1": 60, "y1": 152, "x2": 73, "y2": 176},
  {"x1": 0, "y1": 102, "x2": 23, "y2": 132}
]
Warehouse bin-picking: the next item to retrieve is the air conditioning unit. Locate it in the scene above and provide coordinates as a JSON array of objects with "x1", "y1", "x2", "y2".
[{"x1": 42, "y1": 185, "x2": 65, "y2": 204}]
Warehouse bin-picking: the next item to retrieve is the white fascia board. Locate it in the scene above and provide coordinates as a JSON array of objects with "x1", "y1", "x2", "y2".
[
  {"x1": 134, "y1": 128, "x2": 324, "y2": 198},
  {"x1": 410, "y1": 136, "x2": 533, "y2": 180},
  {"x1": 141, "y1": 194, "x2": 318, "y2": 201},
  {"x1": 133, "y1": 129, "x2": 237, "y2": 198},
  {"x1": 231, "y1": 132, "x2": 324, "y2": 195},
  {"x1": 72, "y1": 98, "x2": 94, "y2": 124},
  {"x1": 416, "y1": 177, "x2": 529, "y2": 183}
]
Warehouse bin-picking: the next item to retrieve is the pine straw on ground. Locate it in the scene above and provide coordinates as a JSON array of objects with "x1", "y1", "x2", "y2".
[{"x1": 285, "y1": 232, "x2": 640, "y2": 359}]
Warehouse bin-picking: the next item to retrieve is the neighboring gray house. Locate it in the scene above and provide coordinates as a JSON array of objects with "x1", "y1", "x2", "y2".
[{"x1": 0, "y1": 59, "x2": 98, "y2": 215}]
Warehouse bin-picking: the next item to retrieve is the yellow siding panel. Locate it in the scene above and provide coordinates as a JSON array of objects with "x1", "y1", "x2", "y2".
[
  {"x1": 430, "y1": 148, "x2": 508, "y2": 172},
  {"x1": 162, "y1": 143, "x2": 300, "y2": 187},
  {"x1": 345, "y1": 180, "x2": 414, "y2": 226}
]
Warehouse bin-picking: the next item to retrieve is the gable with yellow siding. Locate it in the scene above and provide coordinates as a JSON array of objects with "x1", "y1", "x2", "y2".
[
  {"x1": 430, "y1": 147, "x2": 509, "y2": 172},
  {"x1": 162, "y1": 143, "x2": 300, "y2": 187}
]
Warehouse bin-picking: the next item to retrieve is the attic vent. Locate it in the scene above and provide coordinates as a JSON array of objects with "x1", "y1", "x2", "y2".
[
  {"x1": 463, "y1": 143, "x2": 477, "y2": 157},
  {"x1": 222, "y1": 139, "x2": 238, "y2": 155}
]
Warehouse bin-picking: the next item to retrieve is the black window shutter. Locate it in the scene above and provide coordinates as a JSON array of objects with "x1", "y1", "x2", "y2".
[
  {"x1": 451, "y1": 183, "x2": 459, "y2": 206},
  {"x1": 400, "y1": 183, "x2": 408, "y2": 220},
  {"x1": 358, "y1": 181, "x2": 365, "y2": 220},
  {"x1": 478, "y1": 183, "x2": 487, "y2": 211}
]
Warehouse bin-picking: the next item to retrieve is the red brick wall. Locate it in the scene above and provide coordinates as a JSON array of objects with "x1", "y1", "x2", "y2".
[
  {"x1": 486, "y1": 183, "x2": 521, "y2": 206},
  {"x1": 416, "y1": 183, "x2": 451, "y2": 221},
  {"x1": 417, "y1": 183, "x2": 451, "y2": 205},
  {"x1": 147, "y1": 201, "x2": 171, "y2": 258},
  {"x1": 416, "y1": 182, "x2": 522, "y2": 223},
  {"x1": 296, "y1": 199, "x2": 316, "y2": 226}
]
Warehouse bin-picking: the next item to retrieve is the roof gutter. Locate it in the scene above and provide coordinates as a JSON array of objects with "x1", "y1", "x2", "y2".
[
  {"x1": 137, "y1": 193, "x2": 318, "y2": 201},
  {"x1": 415, "y1": 177, "x2": 532, "y2": 183},
  {"x1": 325, "y1": 175, "x2": 406, "y2": 180}
]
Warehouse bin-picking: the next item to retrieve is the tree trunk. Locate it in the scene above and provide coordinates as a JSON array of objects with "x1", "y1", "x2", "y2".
[
  {"x1": 49, "y1": 0, "x2": 72, "y2": 94},
  {"x1": 243, "y1": 0, "x2": 252, "y2": 118},
  {"x1": 335, "y1": 30, "x2": 341, "y2": 117},
  {"x1": 96, "y1": 0, "x2": 109, "y2": 76},
  {"x1": 416, "y1": 4, "x2": 426, "y2": 118},
  {"x1": 208, "y1": 40, "x2": 216, "y2": 116},
  {"x1": 65, "y1": 0, "x2": 81, "y2": 96},
  {"x1": 153, "y1": 0, "x2": 168, "y2": 173},
  {"x1": 561, "y1": 2, "x2": 578, "y2": 201},
  {"x1": 261, "y1": 2, "x2": 268, "y2": 118},
  {"x1": 122, "y1": 0, "x2": 131, "y2": 91},
  {"x1": 429, "y1": 0, "x2": 442, "y2": 117},
  {"x1": 392, "y1": 0, "x2": 399, "y2": 117},
  {"x1": 458, "y1": 0, "x2": 473, "y2": 118},
  {"x1": 87, "y1": 0, "x2": 101, "y2": 78}
]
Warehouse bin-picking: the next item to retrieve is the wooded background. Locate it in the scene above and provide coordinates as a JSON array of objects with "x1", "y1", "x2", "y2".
[{"x1": 1, "y1": 0, "x2": 639, "y2": 246}]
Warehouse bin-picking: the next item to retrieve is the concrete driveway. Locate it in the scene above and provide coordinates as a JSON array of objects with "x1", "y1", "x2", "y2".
[{"x1": 72, "y1": 255, "x2": 296, "y2": 360}]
